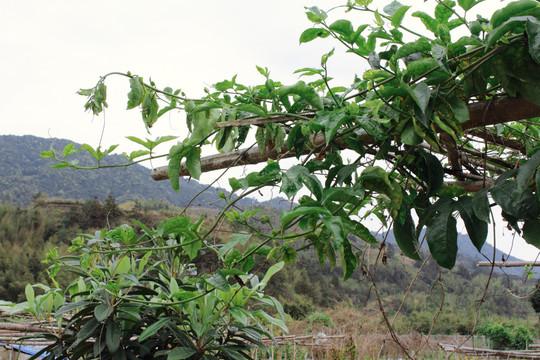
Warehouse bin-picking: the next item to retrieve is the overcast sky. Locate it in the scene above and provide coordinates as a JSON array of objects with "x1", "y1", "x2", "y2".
[{"x1": 1, "y1": 0, "x2": 539, "y2": 262}]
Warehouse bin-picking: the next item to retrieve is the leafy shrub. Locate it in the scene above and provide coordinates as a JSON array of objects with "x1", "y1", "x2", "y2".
[
  {"x1": 306, "y1": 311, "x2": 334, "y2": 328},
  {"x1": 478, "y1": 322, "x2": 532, "y2": 350},
  {"x1": 12, "y1": 218, "x2": 287, "y2": 360},
  {"x1": 283, "y1": 301, "x2": 313, "y2": 320}
]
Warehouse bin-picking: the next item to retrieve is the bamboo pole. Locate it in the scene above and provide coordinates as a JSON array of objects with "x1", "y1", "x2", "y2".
[
  {"x1": 477, "y1": 261, "x2": 540, "y2": 267},
  {"x1": 0, "y1": 323, "x2": 55, "y2": 334}
]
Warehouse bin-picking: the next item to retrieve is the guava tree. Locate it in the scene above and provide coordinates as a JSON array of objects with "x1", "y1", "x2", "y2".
[{"x1": 32, "y1": 0, "x2": 540, "y2": 358}]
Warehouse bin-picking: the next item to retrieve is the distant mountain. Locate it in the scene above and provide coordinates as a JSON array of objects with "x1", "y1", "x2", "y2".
[{"x1": 0, "y1": 135, "x2": 270, "y2": 208}]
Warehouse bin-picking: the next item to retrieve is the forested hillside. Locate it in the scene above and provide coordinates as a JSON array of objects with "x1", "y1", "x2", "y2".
[{"x1": 0, "y1": 135, "x2": 280, "y2": 209}]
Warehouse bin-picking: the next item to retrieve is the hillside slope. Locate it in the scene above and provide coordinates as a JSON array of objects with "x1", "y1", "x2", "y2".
[{"x1": 0, "y1": 135, "x2": 240, "y2": 207}]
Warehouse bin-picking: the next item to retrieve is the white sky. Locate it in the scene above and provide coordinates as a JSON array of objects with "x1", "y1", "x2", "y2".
[{"x1": 1, "y1": 0, "x2": 539, "y2": 262}]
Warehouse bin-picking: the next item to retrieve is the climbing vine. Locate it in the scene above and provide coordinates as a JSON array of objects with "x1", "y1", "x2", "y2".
[{"x1": 28, "y1": 0, "x2": 540, "y2": 358}]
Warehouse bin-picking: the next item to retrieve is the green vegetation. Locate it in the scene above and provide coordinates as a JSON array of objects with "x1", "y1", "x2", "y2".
[
  {"x1": 0, "y1": 201, "x2": 536, "y2": 340},
  {"x1": 4, "y1": 217, "x2": 286, "y2": 360},
  {"x1": 4, "y1": 0, "x2": 540, "y2": 358},
  {"x1": 478, "y1": 322, "x2": 533, "y2": 350}
]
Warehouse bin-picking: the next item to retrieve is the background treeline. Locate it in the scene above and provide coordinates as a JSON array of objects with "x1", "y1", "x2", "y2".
[{"x1": 0, "y1": 196, "x2": 187, "y2": 302}]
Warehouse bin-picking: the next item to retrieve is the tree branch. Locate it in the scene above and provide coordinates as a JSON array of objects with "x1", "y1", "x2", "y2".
[
  {"x1": 151, "y1": 96, "x2": 540, "y2": 181},
  {"x1": 468, "y1": 129, "x2": 526, "y2": 155}
]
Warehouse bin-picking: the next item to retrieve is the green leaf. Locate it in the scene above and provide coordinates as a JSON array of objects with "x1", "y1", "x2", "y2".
[
  {"x1": 517, "y1": 149, "x2": 540, "y2": 193},
  {"x1": 281, "y1": 165, "x2": 309, "y2": 198},
  {"x1": 167, "y1": 143, "x2": 189, "y2": 192},
  {"x1": 404, "y1": 149, "x2": 444, "y2": 197},
  {"x1": 56, "y1": 300, "x2": 90, "y2": 316},
  {"x1": 341, "y1": 240, "x2": 357, "y2": 281},
  {"x1": 302, "y1": 174, "x2": 323, "y2": 201},
  {"x1": 394, "y1": 38, "x2": 431, "y2": 60},
  {"x1": 127, "y1": 76, "x2": 144, "y2": 109},
  {"x1": 281, "y1": 205, "x2": 332, "y2": 230},
  {"x1": 322, "y1": 217, "x2": 356, "y2": 279},
  {"x1": 113, "y1": 256, "x2": 131, "y2": 276},
  {"x1": 62, "y1": 143, "x2": 74, "y2": 157},
  {"x1": 412, "y1": 11, "x2": 439, "y2": 34},
  {"x1": 224, "y1": 248, "x2": 242, "y2": 266},
  {"x1": 435, "y1": 1, "x2": 454, "y2": 23},
  {"x1": 236, "y1": 103, "x2": 268, "y2": 117},
  {"x1": 278, "y1": 81, "x2": 323, "y2": 111},
  {"x1": 281, "y1": 245, "x2": 297, "y2": 264},
  {"x1": 138, "y1": 318, "x2": 170, "y2": 342},
  {"x1": 527, "y1": 18, "x2": 540, "y2": 63},
  {"x1": 490, "y1": 0, "x2": 539, "y2": 29},
  {"x1": 345, "y1": 220, "x2": 378, "y2": 245},
  {"x1": 189, "y1": 106, "x2": 221, "y2": 145},
  {"x1": 51, "y1": 163, "x2": 72, "y2": 169},
  {"x1": 206, "y1": 272, "x2": 230, "y2": 292},
  {"x1": 412, "y1": 82, "x2": 432, "y2": 114},
  {"x1": 158, "y1": 216, "x2": 191, "y2": 236},
  {"x1": 472, "y1": 188, "x2": 491, "y2": 223},
  {"x1": 185, "y1": 147, "x2": 202, "y2": 180},
  {"x1": 218, "y1": 232, "x2": 251, "y2": 259},
  {"x1": 101, "y1": 144, "x2": 118, "y2": 158},
  {"x1": 455, "y1": 196, "x2": 488, "y2": 251},
  {"x1": 329, "y1": 19, "x2": 354, "y2": 38},
  {"x1": 400, "y1": 122, "x2": 423, "y2": 145},
  {"x1": 40, "y1": 149, "x2": 55, "y2": 159},
  {"x1": 491, "y1": 180, "x2": 539, "y2": 219},
  {"x1": 168, "y1": 347, "x2": 197, "y2": 360},
  {"x1": 25, "y1": 284, "x2": 35, "y2": 310},
  {"x1": 406, "y1": 57, "x2": 439, "y2": 77},
  {"x1": 82, "y1": 143, "x2": 98, "y2": 160},
  {"x1": 486, "y1": 16, "x2": 535, "y2": 50},
  {"x1": 127, "y1": 149, "x2": 150, "y2": 161},
  {"x1": 126, "y1": 136, "x2": 149, "y2": 148},
  {"x1": 384, "y1": 0, "x2": 411, "y2": 28},
  {"x1": 256, "y1": 126, "x2": 266, "y2": 154},
  {"x1": 253, "y1": 309, "x2": 288, "y2": 331},
  {"x1": 322, "y1": 187, "x2": 359, "y2": 206},
  {"x1": 523, "y1": 219, "x2": 540, "y2": 248},
  {"x1": 260, "y1": 261, "x2": 285, "y2": 288},
  {"x1": 106, "y1": 322, "x2": 122, "y2": 353},
  {"x1": 457, "y1": 0, "x2": 484, "y2": 11},
  {"x1": 393, "y1": 208, "x2": 422, "y2": 261},
  {"x1": 300, "y1": 28, "x2": 331, "y2": 43},
  {"x1": 77, "y1": 318, "x2": 100, "y2": 343},
  {"x1": 141, "y1": 92, "x2": 159, "y2": 129},
  {"x1": 426, "y1": 197, "x2": 458, "y2": 269},
  {"x1": 190, "y1": 102, "x2": 222, "y2": 113},
  {"x1": 437, "y1": 24, "x2": 451, "y2": 44},
  {"x1": 447, "y1": 96, "x2": 469, "y2": 123},
  {"x1": 305, "y1": 6, "x2": 327, "y2": 24},
  {"x1": 322, "y1": 216, "x2": 346, "y2": 250},
  {"x1": 94, "y1": 303, "x2": 113, "y2": 322}
]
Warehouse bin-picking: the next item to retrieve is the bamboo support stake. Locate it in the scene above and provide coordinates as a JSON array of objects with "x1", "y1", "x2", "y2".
[{"x1": 477, "y1": 261, "x2": 540, "y2": 267}]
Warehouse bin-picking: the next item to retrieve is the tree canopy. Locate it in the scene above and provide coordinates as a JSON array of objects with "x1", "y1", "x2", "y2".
[{"x1": 27, "y1": 0, "x2": 540, "y2": 358}]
